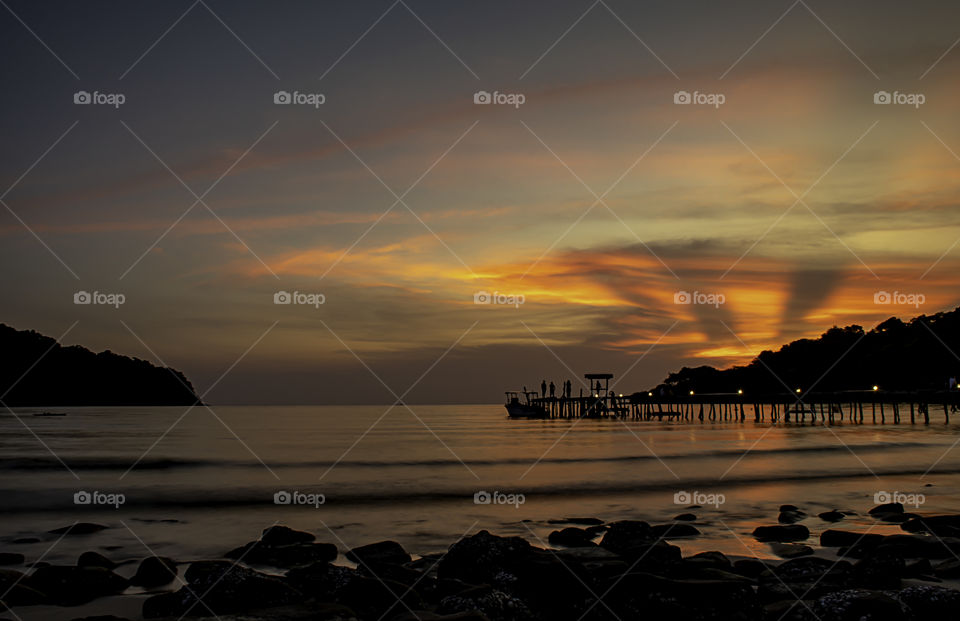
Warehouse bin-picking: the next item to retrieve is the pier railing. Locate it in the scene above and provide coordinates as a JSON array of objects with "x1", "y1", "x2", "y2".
[{"x1": 525, "y1": 390, "x2": 960, "y2": 424}]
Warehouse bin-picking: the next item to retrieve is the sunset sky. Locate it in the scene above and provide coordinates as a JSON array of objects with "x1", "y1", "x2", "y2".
[{"x1": 3, "y1": 0, "x2": 960, "y2": 403}]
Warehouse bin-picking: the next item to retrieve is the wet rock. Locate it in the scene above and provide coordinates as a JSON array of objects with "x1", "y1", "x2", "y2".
[
  {"x1": 779, "y1": 510, "x2": 806, "y2": 524},
  {"x1": 820, "y1": 530, "x2": 883, "y2": 548},
  {"x1": 77, "y1": 551, "x2": 115, "y2": 569},
  {"x1": 852, "y1": 553, "x2": 903, "y2": 589},
  {"x1": 554, "y1": 546, "x2": 626, "y2": 581},
  {"x1": 903, "y1": 558, "x2": 933, "y2": 578},
  {"x1": 868, "y1": 502, "x2": 904, "y2": 516},
  {"x1": 603, "y1": 571, "x2": 761, "y2": 620},
  {"x1": 547, "y1": 527, "x2": 595, "y2": 547},
  {"x1": 780, "y1": 504, "x2": 801, "y2": 512},
  {"x1": 649, "y1": 523, "x2": 700, "y2": 538},
  {"x1": 284, "y1": 562, "x2": 358, "y2": 600},
  {"x1": 819, "y1": 510, "x2": 846, "y2": 523},
  {"x1": 770, "y1": 543, "x2": 814, "y2": 559},
  {"x1": 142, "y1": 560, "x2": 302, "y2": 618},
  {"x1": 259, "y1": 525, "x2": 315, "y2": 547},
  {"x1": 337, "y1": 575, "x2": 422, "y2": 619},
  {"x1": 673, "y1": 513, "x2": 697, "y2": 521},
  {"x1": 48, "y1": 523, "x2": 108, "y2": 536},
  {"x1": 683, "y1": 551, "x2": 731, "y2": 571},
  {"x1": 0, "y1": 553, "x2": 24, "y2": 566},
  {"x1": 772, "y1": 557, "x2": 853, "y2": 584},
  {"x1": 0, "y1": 569, "x2": 48, "y2": 606},
  {"x1": 346, "y1": 540, "x2": 411, "y2": 566},
  {"x1": 598, "y1": 520, "x2": 652, "y2": 555},
  {"x1": 732, "y1": 559, "x2": 770, "y2": 578},
  {"x1": 28, "y1": 565, "x2": 128, "y2": 606},
  {"x1": 933, "y1": 558, "x2": 960, "y2": 578},
  {"x1": 752, "y1": 524, "x2": 809, "y2": 542},
  {"x1": 437, "y1": 531, "x2": 533, "y2": 585},
  {"x1": 438, "y1": 586, "x2": 531, "y2": 621},
  {"x1": 895, "y1": 584, "x2": 960, "y2": 617},
  {"x1": 812, "y1": 589, "x2": 907, "y2": 621},
  {"x1": 225, "y1": 540, "x2": 338, "y2": 569},
  {"x1": 129, "y1": 556, "x2": 178, "y2": 587},
  {"x1": 901, "y1": 514, "x2": 960, "y2": 538}
]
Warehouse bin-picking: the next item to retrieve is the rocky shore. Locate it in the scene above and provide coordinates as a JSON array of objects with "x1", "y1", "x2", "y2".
[{"x1": 3, "y1": 503, "x2": 960, "y2": 621}]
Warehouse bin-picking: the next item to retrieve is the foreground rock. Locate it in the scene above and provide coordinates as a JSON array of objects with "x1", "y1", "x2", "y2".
[{"x1": 225, "y1": 526, "x2": 337, "y2": 569}]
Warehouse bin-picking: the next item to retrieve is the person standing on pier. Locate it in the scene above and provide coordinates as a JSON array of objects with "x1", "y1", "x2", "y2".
[
  {"x1": 549, "y1": 381, "x2": 556, "y2": 398},
  {"x1": 541, "y1": 380, "x2": 546, "y2": 398}
]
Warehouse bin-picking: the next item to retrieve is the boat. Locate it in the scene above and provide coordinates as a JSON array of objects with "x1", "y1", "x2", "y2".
[{"x1": 504, "y1": 391, "x2": 548, "y2": 418}]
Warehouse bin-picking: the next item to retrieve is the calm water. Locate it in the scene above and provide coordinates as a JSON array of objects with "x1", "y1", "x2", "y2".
[{"x1": 2, "y1": 405, "x2": 959, "y2": 572}]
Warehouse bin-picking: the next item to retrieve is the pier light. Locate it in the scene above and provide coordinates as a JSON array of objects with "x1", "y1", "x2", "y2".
[
  {"x1": 689, "y1": 390, "x2": 695, "y2": 395},
  {"x1": 648, "y1": 392, "x2": 653, "y2": 397},
  {"x1": 738, "y1": 389, "x2": 743, "y2": 395},
  {"x1": 795, "y1": 388, "x2": 801, "y2": 393},
  {"x1": 619, "y1": 394, "x2": 623, "y2": 398},
  {"x1": 872, "y1": 385, "x2": 879, "y2": 391}
]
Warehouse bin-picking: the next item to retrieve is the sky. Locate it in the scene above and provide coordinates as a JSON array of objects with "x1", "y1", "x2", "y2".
[{"x1": 2, "y1": 0, "x2": 960, "y2": 404}]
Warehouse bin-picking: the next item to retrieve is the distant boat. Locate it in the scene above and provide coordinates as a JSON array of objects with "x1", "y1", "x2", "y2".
[
  {"x1": 34, "y1": 411, "x2": 67, "y2": 417},
  {"x1": 504, "y1": 391, "x2": 547, "y2": 418}
]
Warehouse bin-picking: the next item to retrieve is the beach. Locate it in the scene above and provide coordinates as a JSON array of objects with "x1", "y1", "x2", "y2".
[{"x1": 3, "y1": 405, "x2": 960, "y2": 619}]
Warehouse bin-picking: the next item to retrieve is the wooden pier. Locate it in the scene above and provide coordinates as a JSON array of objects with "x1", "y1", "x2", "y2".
[{"x1": 512, "y1": 373, "x2": 960, "y2": 424}]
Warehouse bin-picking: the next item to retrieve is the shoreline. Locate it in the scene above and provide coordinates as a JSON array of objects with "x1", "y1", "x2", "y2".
[{"x1": 3, "y1": 502, "x2": 960, "y2": 621}]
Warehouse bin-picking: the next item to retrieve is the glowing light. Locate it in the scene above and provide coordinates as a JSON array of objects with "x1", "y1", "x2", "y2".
[
  {"x1": 872, "y1": 385, "x2": 879, "y2": 391},
  {"x1": 796, "y1": 388, "x2": 801, "y2": 393},
  {"x1": 647, "y1": 392, "x2": 653, "y2": 396},
  {"x1": 689, "y1": 390, "x2": 695, "y2": 395},
  {"x1": 738, "y1": 389, "x2": 743, "y2": 395}
]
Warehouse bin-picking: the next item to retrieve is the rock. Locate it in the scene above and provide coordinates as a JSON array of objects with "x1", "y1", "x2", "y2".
[
  {"x1": 129, "y1": 556, "x2": 178, "y2": 587},
  {"x1": 437, "y1": 531, "x2": 533, "y2": 585},
  {"x1": 683, "y1": 551, "x2": 731, "y2": 571},
  {"x1": 284, "y1": 562, "x2": 358, "y2": 600},
  {"x1": 603, "y1": 571, "x2": 761, "y2": 620},
  {"x1": 11, "y1": 537, "x2": 41, "y2": 544},
  {"x1": 77, "y1": 551, "x2": 115, "y2": 569},
  {"x1": 770, "y1": 543, "x2": 814, "y2": 559},
  {"x1": 852, "y1": 553, "x2": 903, "y2": 589},
  {"x1": 901, "y1": 514, "x2": 960, "y2": 538},
  {"x1": 649, "y1": 523, "x2": 700, "y2": 538},
  {"x1": 780, "y1": 504, "x2": 800, "y2": 512},
  {"x1": 895, "y1": 584, "x2": 960, "y2": 617},
  {"x1": 337, "y1": 575, "x2": 422, "y2": 619},
  {"x1": 903, "y1": 558, "x2": 933, "y2": 577},
  {"x1": 819, "y1": 510, "x2": 846, "y2": 522},
  {"x1": 772, "y1": 557, "x2": 853, "y2": 584},
  {"x1": 779, "y1": 510, "x2": 806, "y2": 524},
  {"x1": 225, "y1": 540, "x2": 338, "y2": 569},
  {"x1": 438, "y1": 586, "x2": 532, "y2": 621},
  {"x1": 598, "y1": 520, "x2": 652, "y2": 555},
  {"x1": 812, "y1": 589, "x2": 907, "y2": 621},
  {"x1": 673, "y1": 513, "x2": 697, "y2": 521},
  {"x1": 553, "y1": 547, "x2": 626, "y2": 581},
  {"x1": 27, "y1": 565, "x2": 128, "y2": 606},
  {"x1": 48, "y1": 523, "x2": 108, "y2": 536},
  {"x1": 0, "y1": 554, "x2": 24, "y2": 566},
  {"x1": 0, "y1": 569, "x2": 48, "y2": 605},
  {"x1": 259, "y1": 525, "x2": 315, "y2": 547},
  {"x1": 346, "y1": 540, "x2": 411, "y2": 566},
  {"x1": 868, "y1": 502, "x2": 904, "y2": 516},
  {"x1": 820, "y1": 530, "x2": 884, "y2": 548},
  {"x1": 732, "y1": 559, "x2": 769, "y2": 578},
  {"x1": 934, "y1": 558, "x2": 960, "y2": 578},
  {"x1": 547, "y1": 527, "x2": 595, "y2": 547},
  {"x1": 142, "y1": 561, "x2": 302, "y2": 617},
  {"x1": 753, "y1": 524, "x2": 809, "y2": 542},
  {"x1": 70, "y1": 616, "x2": 133, "y2": 621}
]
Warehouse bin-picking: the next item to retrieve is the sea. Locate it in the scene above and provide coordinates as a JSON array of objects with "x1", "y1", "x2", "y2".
[{"x1": 2, "y1": 405, "x2": 959, "y2": 618}]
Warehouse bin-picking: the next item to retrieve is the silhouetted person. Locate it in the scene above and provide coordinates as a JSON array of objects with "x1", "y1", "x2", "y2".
[
  {"x1": 565, "y1": 380, "x2": 571, "y2": 397},
  {"x1": 541, "y1": 380, "x2": 546, "y2": 397},
  {"x1": 595, "y1": 380, "x2": 602, "y2": 393},
  {"x1": 549, "y1": 381, "x2": 556, "y2": 398}
]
